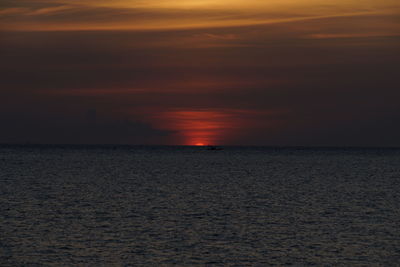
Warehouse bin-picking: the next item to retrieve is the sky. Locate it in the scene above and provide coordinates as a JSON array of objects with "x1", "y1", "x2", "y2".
[{"x1": 1, "y1": 0, "x2": 399, "y2": 146}]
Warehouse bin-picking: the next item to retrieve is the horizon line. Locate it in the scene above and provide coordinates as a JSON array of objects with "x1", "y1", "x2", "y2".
[{"x1": 1, "y1": 143, "x2": 399, "y2": 149}]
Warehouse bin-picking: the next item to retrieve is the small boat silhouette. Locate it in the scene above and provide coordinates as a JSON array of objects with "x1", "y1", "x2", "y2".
[{"x1": 207, "y1": 145, "x2": 223, "y2": 151}]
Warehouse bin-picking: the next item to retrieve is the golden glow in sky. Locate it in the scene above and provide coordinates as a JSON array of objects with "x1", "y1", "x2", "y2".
[{"x1": 1, "y1": 0, "x2": 399, "y2": 31}]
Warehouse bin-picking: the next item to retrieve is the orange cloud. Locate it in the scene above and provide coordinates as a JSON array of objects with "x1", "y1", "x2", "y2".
[{"x1": 1, "y1": 0, "x2": 399, "y2": 31}]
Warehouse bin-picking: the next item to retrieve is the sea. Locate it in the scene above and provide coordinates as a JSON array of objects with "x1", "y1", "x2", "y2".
[{"x1": 1, "y1": 145, "x2": 399, "y2": 266}]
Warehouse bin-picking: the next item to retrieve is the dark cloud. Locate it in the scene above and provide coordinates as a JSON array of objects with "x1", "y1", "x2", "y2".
[{"x1": 0, "y1": 108, "x2": 171, "y2": 145}]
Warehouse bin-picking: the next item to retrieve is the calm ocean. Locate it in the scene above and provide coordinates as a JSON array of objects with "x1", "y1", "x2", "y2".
[{"x1": 1, "y1": 145, "x2": 399, "y2": 266}]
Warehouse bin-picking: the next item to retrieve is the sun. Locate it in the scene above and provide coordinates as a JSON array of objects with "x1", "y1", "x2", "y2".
[{"x1": 195, "y1": 142, "x2": 205, "y2": 146}]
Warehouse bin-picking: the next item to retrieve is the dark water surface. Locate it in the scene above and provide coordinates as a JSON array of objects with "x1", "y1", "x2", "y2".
[{"x1": 1, "y1": 145, "x2": 400, "y2": 266}]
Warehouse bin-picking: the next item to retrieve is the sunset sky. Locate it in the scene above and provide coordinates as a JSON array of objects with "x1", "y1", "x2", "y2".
[{"x1": 1, "y1": 0, "x2": 399, "y2": 146}]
